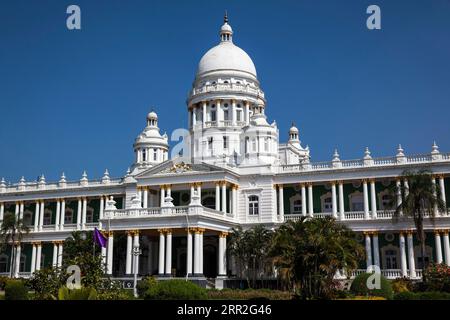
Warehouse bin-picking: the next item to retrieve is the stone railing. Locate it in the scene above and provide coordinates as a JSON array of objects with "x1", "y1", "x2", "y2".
[
  {"x1": 280, "y1": 152, "x2": 450, "y2": 173},
  {"x1": 190, "y1": 83, "x2": 265, "y2": 99},
  {"x1": 348, "y1": 269, "x2": 422, "y2": 280},
  {"x1": 1, "y1": 177, "x2": 123, "y2": 194}
]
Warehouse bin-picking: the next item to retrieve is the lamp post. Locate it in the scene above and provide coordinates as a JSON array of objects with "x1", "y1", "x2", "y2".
[{"x1": 132, "y1": 244, "x2": 142, "y2": 298}]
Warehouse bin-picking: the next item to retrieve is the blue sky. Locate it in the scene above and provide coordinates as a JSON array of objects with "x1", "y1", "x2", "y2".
[{"x1": 1, "y1": 0, "x2": 449, "y2": 183}]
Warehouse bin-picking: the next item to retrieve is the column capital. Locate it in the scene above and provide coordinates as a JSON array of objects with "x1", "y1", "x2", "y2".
[
  {"x1": 372, "y1": 231, "x2": 379, "y2": 236},
  {"x1": 337, "y1": 180, "x2": 344, "y2": 185},
  {"x1": 194, "y1": 227, "x2": 205, "y2": 234},
  {"x1": 126, "y1": 230, "x2": 134, "y2": 236},
  {"x1": 434, "y1": 229, "x2": 441, "y2": 235},
  {"x1": 330, "y1": 181, "x2": 337, "y2": 186},
  {"x1": 306, "y1": 182, "x2": 313, "y2": 187},
  {"x1": 31, "y1": 241, "x2": 41, "y2": 246},
  {"x1": 405, "y1": 229, "x2": 415, "y2": 235},
  {"x1": 106, "y1": 231, "x2": 114, "y2": 237},
  {"x1": 436, "y1": 174, "x2": 445, "y2": 179},
  {"x1": 158, "y1": 228, "x2": 172, "y2": 234},
  {"x1": 362, "y1": 231, "x2": 372, "y2": 236},
  {"x1": 368, "y1": 178, "x2": 376, "y2": 183},
  {"x1": 361, "y1": 178, "x2": 369, "y2": 183},
  {"x1": 442, "y1": 229, "x2": 449, "y2": 236},
  {"x1": 219, "y1": 231, "x2": 228, "y2": 238}
]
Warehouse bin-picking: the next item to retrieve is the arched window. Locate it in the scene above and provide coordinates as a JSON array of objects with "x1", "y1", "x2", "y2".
[
  {"x1": 19, "y1": 254, "x2": 26, "y2": 273},
  {"x1": 23, "y1": 211, "x2": 33, "y2": 226},
  {"x1": 86, "y1": 206, "x2": 94, "y2": 223},
  {"x1": 210, "y1": 110, "x2": 216, "y2": 122},
  {"x1": 293, "y1": 200, "x2": 302, "y2": 213},
  {"x1": 64, "y1": 208, "x2": 74, "y2": 224},
  {"x1": 349, "y1": 192, "x2": 364, "y2": 211},
  {"x1": 248, "y1": 196, "x2": 259, "y2": 215},
  {"x1": 320, "y1": 193, "x2": 333, "y2": 213},
  {"x1": 0, "y1": 254, "x2": 8, "y2": 273}
]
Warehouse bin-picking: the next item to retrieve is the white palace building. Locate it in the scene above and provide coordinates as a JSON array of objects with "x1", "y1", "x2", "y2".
[{"x1": 1, "y1": 16, "x2": 449, "y2": 285}]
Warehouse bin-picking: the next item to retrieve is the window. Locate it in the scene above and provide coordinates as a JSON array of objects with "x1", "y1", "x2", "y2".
[
  {"x1": 252, "y1": 139, "x2": 257, "y2": 152},
  {"x1": 264, "y1": 137, "x2": 269, "y2": 152},
  {"x1": 248, "y1": 196, "x2": 259, "y2": 215},
  {"x1": 64, "y1": 208, "x2": 74, "y2": 224},
  {"x1": 23, "y1": 211, "x2": 33, "y2": 226},
  {"x1": 19, "y1": 254, "x2": 26, "y2": 273},
  {"x1": 385, "y1": 249, "x2": 398, "y2": 269},
  {"x1": 208, "y1": 137, "x2": 213, "y2": 150},
  {"x1": 44, "y1": 209, "x2": 52, "y2": 225},
  {"x1": 245, "y1": 137, "x2": 249, "y2": 154},
  {"x1": 350, "y1": 193, "x2": 364, "y2": 211},
  {"x1": 142, "y1": 149, "x2": 146, "y2": 162},
  {"x1": 224, "y1": 109, "x2": 229, "y2": 120},
  {"x1": 236, "y1": 110, "x2": 242, "y2": 121},
  {"x1": 86, "y1": 207, "x2": 94, "y2": 223},
  {"x1": 0, "y1": 254, "x2": 7, "y2": 273},
  {"x1": 323, "y1": 197, "x2": 332, "y2": 212},
  {"x1": 211, "y1": 110, "x2": 216, "y2": 122},
  {"x1": 293, "y1": 200, "x2": 302, "y2": 213},
  {"x1": 223, "y1": 136, "x2": 228, "y2": 149},
  {"x1": 153, "y1": 149, "x2": 157, "y2": 161}
]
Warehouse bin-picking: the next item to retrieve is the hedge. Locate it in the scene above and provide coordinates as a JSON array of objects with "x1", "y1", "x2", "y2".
[
  {"x1": 350, "y1": 273, "x2": 393, "y2": 300},
  {"x1": 5, "y1": 280, "x2": 28, "y2": 300},
  {"x1": 144, "y1": 279, "x2": 207, "y2": 300},
  {"x1": 394, "y1": 291, "x2": 450, "y2": 300}
]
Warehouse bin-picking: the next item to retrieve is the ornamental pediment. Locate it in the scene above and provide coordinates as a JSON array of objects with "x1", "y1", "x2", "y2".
[{"x1": 134, "y1": 159, "x2": 226, "y2": 178}]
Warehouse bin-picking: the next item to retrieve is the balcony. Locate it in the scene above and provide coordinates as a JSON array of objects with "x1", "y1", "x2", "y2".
[
  {"x1": 348, "y1": 269, "x2": 422, "y2": 280},
  {"x1": 189, "y1": 83, "x2": 265, "y2": 100}
]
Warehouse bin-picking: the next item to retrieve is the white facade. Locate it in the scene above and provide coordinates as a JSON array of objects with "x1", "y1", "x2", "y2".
[{"x1": 1, "y1": 16, "x2": 449, "y2": 281}]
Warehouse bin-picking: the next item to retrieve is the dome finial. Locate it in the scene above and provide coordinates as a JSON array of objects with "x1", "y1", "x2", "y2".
[{"x1": 224, "y1": 10, "x2": 228, "y2": 24}]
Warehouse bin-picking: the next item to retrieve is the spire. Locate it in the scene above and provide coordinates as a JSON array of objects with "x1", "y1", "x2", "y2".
[{"x1": 220, "y1": 12, "x2": 233, "y2": 42}]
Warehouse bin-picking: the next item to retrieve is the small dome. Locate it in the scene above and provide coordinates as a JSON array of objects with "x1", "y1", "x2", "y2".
[
  {"x1": 147, "y1": 111, "x2": 158, "y2": 120},
  {"x1": 289, "y1": 125, "x2": 299, "y2": 134},
  {"x1": 221, "y1": 23, "x2": 232, "y2": 33}
]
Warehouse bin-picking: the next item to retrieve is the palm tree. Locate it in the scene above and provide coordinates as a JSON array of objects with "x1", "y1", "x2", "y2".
[
  {"x1": 270, "y1": 217, "x2": 364, "y2": 299},
  {"x1": 228, "y1": 225, "x2": 274, "y2": 288},
  {"x1": 0, "y1": 212, "x2": 30, "y2": 277},
  {"x1": 386, "y1": 169, "x2": 446, "y2": 273}
]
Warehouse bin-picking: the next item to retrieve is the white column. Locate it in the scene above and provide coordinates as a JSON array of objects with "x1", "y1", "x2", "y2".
[
  {"x1": 221, "y1": 183, "x2": 227, "y2": 213},
  {"x1": 14, "y1": 244, "x2": 21, "y2": 276},
  {"x1": 231, "y1": 100, "x2": 237, "y2": 126},
  {"x1": 107, "y1": 232, "x2": 114, "y2": 274},
  {"x1": 194, "y1": 230, "x2": 200, "y2": 275},
  {"x1": 133, "y1": 231, "x2": 140, "y2": 275},
  {"x1": 197, "y1": 184, "x2": 202, "y2": 202},
  {"x1": 101, "y1": 246, "x2": 107, "y2": 272},
  {"x1": 165, "y1": 230, "x2": 172, "y2": 275},
  {"x1": 407, "y1": 232, "x2": 416, "y2": 278},
  {"x1": 215, "y1": 183, "x2": 220, "y2": 211},
  {"x1": 202, "y1": 102, "x2": 207, "y2": 128},
  {"x1": 82, "y1": 197, "x2": 87, "y2": 229},
  {"x1": 365, "y1": 232, "x2": 372, "y2": 268},
  {"x1": 435, "y1": 231, "x2": 443, "y2": 264},
  {"x1": 99, "y1": 196, "x2": 104, "y2": 222},
  {"x1": 338, "y1": 182, "x2": 345, "y2": 220},
  {"x1": 399, "y1": 233, "x2": 408, "y2": 277},
  {"x1": 39, "y1": 200, "x2": 44, "y2": 230},
  {"x1": 60, "y1": 199, "x2": 65, "y2": 230},
  {"x1": 443, "y1": 231, "x2": 450, "y2": 266},
  {"x1": 232, "y1": 186, "x2": 237, "y2": 216},
  {"x1": 34, "y1": 201, "x2": 40, "y2": 231},
  {"x1": 166, "y1": 185, "x2": 172, "y2": 198},
  {"x1": 199, "y1": 230, "x2": 204, "y2": 274},
  {"x1": 307, "y1": 183, "x2": 313, "y2": 217},
  {"x1": 55, "y1": 199, "x2": 61, "y2": 231},
  {"x1": 363, "y1": 180, "x2": 370, "y2": 219},
  {"x1": 158, "y1": 230, "x2": 165, "y2": 275},
  {"x1": 52, "y1": 242, "x2": 58, "y2": 267},
  {"x1": 160, "y1": 186, "x2": 165, "y2": 206},
  {"x1": 57, "y1": 242, "x2": 63, "y2": 267},
  {"x1": 218, "y1": 233, "x2": 227, "y2": 277},
  {"x1": 126, "y1": 231, "x2": 132, "y2": 274},
  {"x1": 432, "y1": 177, "x2": 439, "y2": 216},
  {"x1": 245, "y1": 101, "x2": 250, "y2": 125},
  {"x1": 137, "y1": 188, "x2": 142, "y2": 206},
  {"x1": 15, "y1": 202, "x2": 19, "y2": 219},
  {"x1": 187, "y1": 229, "x2": 193, "y2": 275},
  {"x1": 331, "y1": 182, "x2": 337, "y2": 218},
  {"x1": 396, "y1": 180, "x2": 403, "y2": 216},
  {"x1": 76, "y1": 198, "x2": 82, "y2": 230},
  {"x1": 143, "y1": 187, "x2": 148, "y2": 208},
  {"x1": 278, "y1": 185, "x2": 284, "y2": 219},
  {"x1": 35, "y1": 243, "x2": 42, "y2": 271},
  {"x1": 19, "y1": 202, "x2": 24, "y2": 220},
  {"x1": 404, "y1": 179, "x2": 409, "y2": 198},
  {"x1": 370, "y1": 180, "x2": 377, "y2": 219},
  {"x1": 372, "y1": 232, "x2": 380, "y2": 267},
  {"x1": 190, "y1": 184, "x2": 195, "y2": 202},
  {"x1": 301, "y1": 184, "x2": 307, "y2": 216},
  {"x1": 439, "y1": 176, "x2": 446, "y2": 210},
  {"x1": 30, "y1": 243, "x2": 37, "y2": 274},
  {"x1": 0, "y1": 202, "x2": 4, "y2": 221}
]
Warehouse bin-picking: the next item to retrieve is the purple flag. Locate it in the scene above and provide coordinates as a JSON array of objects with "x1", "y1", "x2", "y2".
[{"x1": 94, "y1": 228, "x2": 108, "y2": 248}]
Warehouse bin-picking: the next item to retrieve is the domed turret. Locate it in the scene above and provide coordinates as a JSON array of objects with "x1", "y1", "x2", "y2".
[
  {"x1": 133, "y1": 110, "x2": 169, "y2": 169},
  {"x1": 288, "y1": 123, "x2": 301, "y2": 149}
]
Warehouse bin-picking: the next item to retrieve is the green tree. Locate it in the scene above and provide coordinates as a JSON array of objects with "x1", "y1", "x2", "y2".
[
  {"x1": 270, "y1": 217, "x2": 364, "y2": 299},
  {"x1": 228, "y1": 225, "x2": 274, "y2": 288},
  {"x1": 62, "y1": 231, "x2": 104, "y2": 288},
  {"x1": 385, "y1": 169, "x2": 446, "y2": 273},
  {"x1": 0, "y1": 212, "x2": 30, "y2": 277}
]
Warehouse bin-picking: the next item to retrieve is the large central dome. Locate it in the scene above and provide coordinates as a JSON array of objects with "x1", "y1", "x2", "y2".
[{"x1": 196, "y1": 16, "x2": 257, "y2": 79}]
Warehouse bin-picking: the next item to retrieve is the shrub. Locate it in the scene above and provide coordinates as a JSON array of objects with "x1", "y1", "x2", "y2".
[
  {"x1": 28, "y1": 268, "x2": 63, "y2": 300},
  {"x1": 58, "y1": 286, "x2": 97, "y2": 300},
  {"x1": 422, "y1": 263, "x2": 450, "y2": 292},
  {"x1": 0, "y1": 276, "x2": 9, "y2": 290},
  {"x1": 137, "y1": 276, "x2": 157, "y2": 298},
  {"x1": 144, "y1": 279, "x2": 207, "y2": 300},
  {"x1": 394, "y1": 291, "x2": 450, "y2": 300},
  {"x1": 5, "y1": 280, "x2": 28, "y2": 300},
  {"x1": 391, "y1": 278, "x2": 413, "y2": 293},
  {"x1": 207, "y1": 288, "x2": 292, "y2": 300},
  {"x1": 350, "y1": 273, "x2": 393, "y2": 300}
]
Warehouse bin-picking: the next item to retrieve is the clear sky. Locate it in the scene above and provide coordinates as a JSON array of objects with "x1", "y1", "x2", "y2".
[{"x1": 1, "y1": 0, "x2": 449, "y2": 183}]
